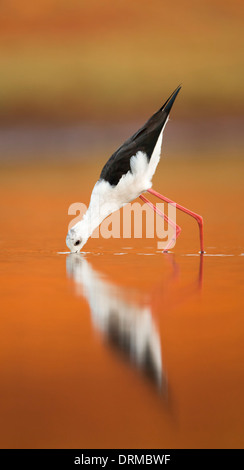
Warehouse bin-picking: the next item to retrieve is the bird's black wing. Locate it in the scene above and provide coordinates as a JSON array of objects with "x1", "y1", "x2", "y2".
[{"x1": 99, "y1": 86, "x2": 181, "y2": 186}]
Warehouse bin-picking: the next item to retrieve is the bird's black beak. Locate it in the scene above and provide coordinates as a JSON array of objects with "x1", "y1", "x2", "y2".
[{"x1": 160, "y1": 85, "x2": 181, "y2": 115}]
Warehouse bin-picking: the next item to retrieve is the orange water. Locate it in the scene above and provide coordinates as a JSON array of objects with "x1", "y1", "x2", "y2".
[{"x1": 0, "y1": 157, "x2": 243, "y2": 448}]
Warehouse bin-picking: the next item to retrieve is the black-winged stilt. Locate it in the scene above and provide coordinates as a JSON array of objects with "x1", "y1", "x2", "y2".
[{"x1": 66, "y1": 86, "x2": 204, "y2": 253}]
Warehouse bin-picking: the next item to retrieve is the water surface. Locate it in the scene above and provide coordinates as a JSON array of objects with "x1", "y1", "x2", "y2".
[{"x1": 0, "y1": 156, "x2": 243, "y2": 448}]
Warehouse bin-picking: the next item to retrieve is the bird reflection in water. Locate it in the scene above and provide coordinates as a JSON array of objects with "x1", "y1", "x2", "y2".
[{"x1": 66, "y1": 255, "x2": 164, "y2": 390}]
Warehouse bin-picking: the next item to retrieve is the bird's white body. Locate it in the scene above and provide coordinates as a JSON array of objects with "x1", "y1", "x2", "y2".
[
  {"x1": 65, "y1": 86, "x2": 182, "y2": 252},
  {"x1": 67, "y1": 125, "x2": 165, "y2": 252}
]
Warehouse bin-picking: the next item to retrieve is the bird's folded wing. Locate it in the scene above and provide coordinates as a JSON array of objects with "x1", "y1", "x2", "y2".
[{"x1": 100, "y1": 86, "x2": 181, "y2": 187}]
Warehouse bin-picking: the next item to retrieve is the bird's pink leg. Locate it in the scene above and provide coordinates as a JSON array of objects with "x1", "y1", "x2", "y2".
[
  {"x1": 139, "y1": 194, "x2": 182, "y2": 251},
  {"x1": 147, "y1": 188, "x2": 204, "y2": 253}
]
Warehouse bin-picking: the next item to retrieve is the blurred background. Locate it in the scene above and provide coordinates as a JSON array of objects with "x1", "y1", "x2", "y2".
[{"x1": 0, "y1": 0, "x2": 243, "y2": 161}]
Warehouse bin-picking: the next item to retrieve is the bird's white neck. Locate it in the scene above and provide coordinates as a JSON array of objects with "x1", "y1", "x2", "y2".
[{"x1": 79, "y1": 187, "x2": 120, "y2": 241}]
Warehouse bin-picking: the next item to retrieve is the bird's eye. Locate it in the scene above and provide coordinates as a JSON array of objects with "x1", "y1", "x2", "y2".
[{"x1": 74, "y1": 240, "x2": 81, "y2": 246}]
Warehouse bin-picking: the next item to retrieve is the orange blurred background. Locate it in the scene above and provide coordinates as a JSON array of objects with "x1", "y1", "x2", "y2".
[{"x1": 0, "y1": 0, "x2": 243, "y2": 123}]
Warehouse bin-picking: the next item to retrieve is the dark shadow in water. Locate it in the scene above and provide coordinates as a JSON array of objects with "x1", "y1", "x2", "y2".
[{"x1": 66, "y1": 255, "x2": 165, "y2": 392}]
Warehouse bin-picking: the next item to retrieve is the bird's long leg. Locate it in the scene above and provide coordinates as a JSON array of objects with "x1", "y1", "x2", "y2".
[
  {"x1": 147, "y1": 188, "x2": 204, "y2": 253},
  {"x1": 139, "y1": 194, "x2": 182, "y2": 251}
]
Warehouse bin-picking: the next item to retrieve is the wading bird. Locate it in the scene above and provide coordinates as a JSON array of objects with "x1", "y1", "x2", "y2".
[{"x1": 66, "y1": 86, "x2": 204, "y2": 253}]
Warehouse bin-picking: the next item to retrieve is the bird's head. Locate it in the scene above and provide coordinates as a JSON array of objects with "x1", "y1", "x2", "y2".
[{"x1": 66, "y1": 220, "x2": 89, "y2": 253}]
